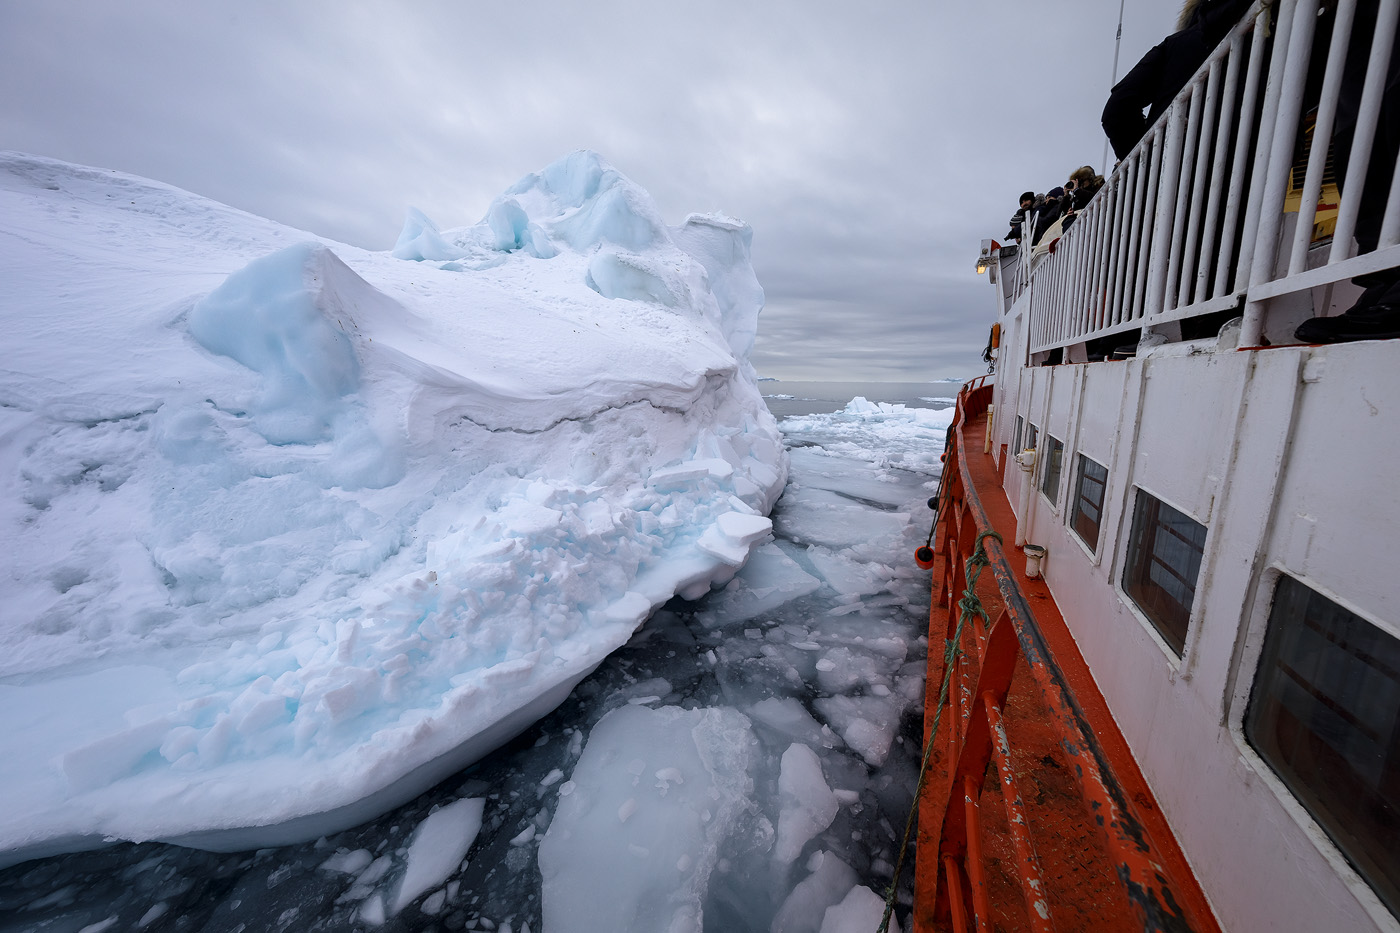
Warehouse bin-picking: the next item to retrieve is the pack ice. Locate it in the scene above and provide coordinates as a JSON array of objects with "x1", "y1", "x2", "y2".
[{"x1": 0, "y1": 149, "x2": 786, "y2": 865}]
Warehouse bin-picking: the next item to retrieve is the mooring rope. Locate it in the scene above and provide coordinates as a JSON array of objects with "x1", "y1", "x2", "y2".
[{"x1": 879, "y1": 528, "x2": 1002, "y2": 933}]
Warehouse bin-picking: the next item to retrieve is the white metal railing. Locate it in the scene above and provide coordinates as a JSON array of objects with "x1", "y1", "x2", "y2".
[{"x1": 1015, "y1": 0, "x2": 1400, "y2": 355}]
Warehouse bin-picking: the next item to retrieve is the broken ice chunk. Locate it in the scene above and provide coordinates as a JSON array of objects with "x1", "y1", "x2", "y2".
[
  {"x1": 773, "y1": 744, "x2": 839, "y2": 864},
  {"x1": 601, "y1": 591, "x2": 652, "y2": 626},
  {"x1": 814, "y1": 695, "x2": 901, "y2": 767},
  {"x1": 392, "y1": 798, "x2": 485, "y2": 914},
  {"x1": 538, "y1": 705, "x2": 756, "y2": 933},
  {"x1": 819, "y1": 885, "x2": 900, "y2": 933},
  {"x1": 715, "y1": 511, "x2": 772, "y2": 545},
  {"x1": 696, "y1": 526, "x2": 750, "y2": 566},
  {"x1": 771, "y1": 850, "x2": 859, "y2": 933},
  {"x1": 646, "y1": 458, "x2": 735, "y2": 487}
]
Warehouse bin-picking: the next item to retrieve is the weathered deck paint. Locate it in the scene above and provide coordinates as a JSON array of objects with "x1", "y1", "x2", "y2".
[{"x1": 912, "y1": 381, "x2": 1221, "y2": 933}]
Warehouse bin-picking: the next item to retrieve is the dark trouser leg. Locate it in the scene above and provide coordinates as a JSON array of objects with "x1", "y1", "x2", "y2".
[{"x1": 1295, "y1": 1, "x2": 1400, "y2": 340}]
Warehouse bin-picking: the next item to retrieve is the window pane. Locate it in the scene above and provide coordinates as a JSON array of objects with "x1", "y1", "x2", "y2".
[
  {"x1": 1071, "y1": 455, "x2": 1108, "y2": 552},
  {"x1": 1246, "y1": 576, "x2": 1400, "y2": 918},
  {"x1": 1014, "y1": 415, "x2": 1024, "y2": 453},
  {"x1": 1026, "y1": 423, "x2": 1038, "y2": 451},
  {"x1": 1122, "y1": 491, "x2": 1206, "y2": 654},
  {"x1": 1041, "y1": 436, "x2": 1064, "y2": 505}
]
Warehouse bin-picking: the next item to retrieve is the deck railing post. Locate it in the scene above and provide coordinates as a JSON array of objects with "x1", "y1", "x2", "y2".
[
  {"x1": 1146, "y1": 100, "x2": 1189, "y2": 322},
  {"x1": 1329, "y1": 0, "x2": 1400, "y2": 262},
  {"x1": 962, "y1": 774, "x2": 993, "y2": 928},
  {"x1": 1180, "y1": 60, "x2": 1221, "y2": 305},
  {"x1": 986, "y1": 698, "x2": 1057, "y2": 933},
  {"x1": 1241, "y1": 0, "x2": 1313, "y2": 345},
  {"x1": 942, "y1": 856, "x2": 972, "y2": 933},
  {"x1": 1198, "y1": 31, "x2": 1246, "y2": 303},
  {"x1": 1216, "y1": 6, "x2": 1270, "y2": 298},
  {"x1": 1164, "y1": 81, "x2": 1205, "y2": 314},
  {"x1": 1289, "y1": 0, "x2": 1359, "y2": 275}
]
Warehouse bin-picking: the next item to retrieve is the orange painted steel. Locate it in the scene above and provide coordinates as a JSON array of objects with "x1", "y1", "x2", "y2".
[
  {"x1": 961, "y1": 774, "x2": 992, "y2": 928},
  {"x1": 985, "y1": 697, "x2": 1054, "y2": 933},
  {"x1": 943, "y1": 855, "x2": 972, "y2": 933},
  {"x1": 911, "y1": 378, "x2": 1221, "y2": 933}
]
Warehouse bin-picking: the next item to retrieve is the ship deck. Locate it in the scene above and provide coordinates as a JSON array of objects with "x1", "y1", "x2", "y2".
[{"x1": 912, "y1": 395, "x2": 1220, "y2": 933}]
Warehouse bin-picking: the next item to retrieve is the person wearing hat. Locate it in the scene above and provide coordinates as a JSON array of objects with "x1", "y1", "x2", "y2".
[
  {"x1": 1006, "y1": 190, "x2": 1037, "y2": 241},
  {"x1": 1033, "y1": 187, "x2": 1066, "y2": 245},
  {"x1": 1061, "y1": 167, "x2": 1104, "y2": 232}
]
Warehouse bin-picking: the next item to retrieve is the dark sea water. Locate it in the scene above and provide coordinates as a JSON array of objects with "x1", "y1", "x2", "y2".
[{"x1": 759, "y1": 380, "x2": 962, "y2": 418}]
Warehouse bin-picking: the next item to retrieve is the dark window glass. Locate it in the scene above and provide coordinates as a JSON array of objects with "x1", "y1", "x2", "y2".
[
  {"x1": 1071, "y1": 455, "x2": 1108, "y2": 552},
  {"x1": 1122, "y1": 490, "x2": 1206, "y2": 654},
  {"x1": 1014, "y1": 415, "x2": 1024, "y2": 453},
  {"x1": 1040, "y1": 436, "x2": 1064, "y2": 505},
  {"x1": 1246, "y1": 576, "x2": 1400, "y2": 918},
  {"x1": 1026, "y1": 422, "x2": 1038, "y2": 452}
]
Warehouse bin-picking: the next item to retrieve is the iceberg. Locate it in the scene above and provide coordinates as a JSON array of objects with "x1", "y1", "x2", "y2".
[{"x1": 0, "y1": 149, "x2": 786, "y2": 865}]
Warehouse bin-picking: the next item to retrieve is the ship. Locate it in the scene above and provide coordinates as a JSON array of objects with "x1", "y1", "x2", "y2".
[{"x1": 911, "y1": 1, "x2": 1400, "y2": 930}]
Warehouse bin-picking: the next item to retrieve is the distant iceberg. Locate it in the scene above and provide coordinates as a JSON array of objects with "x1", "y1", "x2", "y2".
[{"x1": 0, "y1": 149, "x2": 785, "y2": 865}]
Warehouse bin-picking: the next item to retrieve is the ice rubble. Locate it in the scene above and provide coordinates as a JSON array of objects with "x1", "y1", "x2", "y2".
[
  {"x1": 534, "y1": 404, "x2": 936, "y2": 933},
  {"x1": 0, "y1": 392, "x2": 941, "y2": 932},
  {"x1": 537, "y1": 705, "x2": 758, "y2": 933},
  {"x1": 0, "y1": 149, "x2": 786, "y2": 864},
  {"x1": 782, "y1": 397, "x2": 954, "y2": 473}
]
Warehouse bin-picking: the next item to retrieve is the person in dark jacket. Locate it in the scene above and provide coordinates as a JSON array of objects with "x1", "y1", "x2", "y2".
[
  {"x1": 1006, "y1": 190, "x2": 1036, "y2": 241},
  {"x1": 1033, "y1": 188, "x2": 1066, "y2": 245},
  {"x1": 1101, "y1": 0, "x2": 1256, "y2": 160},
  {"x1": 1068, "y1": 166, "x2": 1104, "y2": 209},
  {"x1": 1061, "y1": 167, "x2": 1105, "y2": 231}
]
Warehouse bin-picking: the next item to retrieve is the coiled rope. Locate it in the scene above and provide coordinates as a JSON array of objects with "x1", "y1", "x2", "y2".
[{"x1": 879, "y1": 529, "x2": 1002, "y2": 933}]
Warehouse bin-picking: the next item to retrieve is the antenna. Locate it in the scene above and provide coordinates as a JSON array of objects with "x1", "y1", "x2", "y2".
[{"x1": 1102, "y1": 0, "x2": 1127, "y2": 170}]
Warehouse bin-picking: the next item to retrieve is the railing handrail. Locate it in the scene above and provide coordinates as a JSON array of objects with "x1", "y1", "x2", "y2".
[{"x1": 1006, "y1": 0, "x2": 1400, "y2": 356}]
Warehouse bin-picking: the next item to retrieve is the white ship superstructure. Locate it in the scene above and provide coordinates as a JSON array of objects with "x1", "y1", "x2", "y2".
[{"x1": 917, "y1": 2, "x2": 1400, "y2": 931}]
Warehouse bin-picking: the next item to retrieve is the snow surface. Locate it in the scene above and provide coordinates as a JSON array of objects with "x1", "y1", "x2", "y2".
[{"x1": 0, "y1": 149, "x2": 786, "y2": 864}]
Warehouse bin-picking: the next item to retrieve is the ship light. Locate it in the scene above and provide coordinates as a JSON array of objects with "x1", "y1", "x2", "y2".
[{"x1": 976, "y1": 238, "x2": 1000, "y2": 274}]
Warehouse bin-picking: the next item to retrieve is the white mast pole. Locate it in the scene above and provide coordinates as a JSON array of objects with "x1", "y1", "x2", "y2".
[{"x1": 1103, "y1": 0, "x2": 1128, "y2": 171}]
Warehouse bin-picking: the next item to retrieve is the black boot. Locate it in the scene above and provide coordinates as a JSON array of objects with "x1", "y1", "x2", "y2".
[{"x1": 1295, "y1": 269, "x2": 1400, "y2": 343}]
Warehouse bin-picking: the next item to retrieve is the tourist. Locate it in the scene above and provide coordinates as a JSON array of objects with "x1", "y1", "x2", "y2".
[
  {"x1": 1006, "y1": 190, "x2": 1037, "y2": 241},
  {"x1": 1033, "y1": 188, "x2": 1066, "y2": 245},
  {"x1": 1101, "y1": 0, "x2": 1255, "y2": 160},
  {"x1": 1061, "y1": 167, "x2": 1104, "y2": 231}
]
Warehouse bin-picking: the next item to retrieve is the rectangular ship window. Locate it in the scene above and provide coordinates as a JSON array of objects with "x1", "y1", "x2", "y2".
[
  {"x1": 1122, "y1": 490, "x2": 1206, "y2": 655},
  {"x1": 1014, "y1": 415, "x2": 1024, "y2": 452},
  {"x1": 1026, "y1": 423, "x2": 1038, "y2": 451},
  {"x1": 1246, "y1": 575, "x2": 1400, "y2": 918},
  {"x1": 1040, "y1": 436, "x2": 1064, "y2": 505},
  {"x1": 1071, "y1": 455, "x2": 1108, "y2": 552}
]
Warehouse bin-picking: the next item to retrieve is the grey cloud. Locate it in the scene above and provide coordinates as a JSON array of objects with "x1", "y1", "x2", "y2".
[{"x1": 1, "y1": 0, "x2": 1182, "y2": 380}]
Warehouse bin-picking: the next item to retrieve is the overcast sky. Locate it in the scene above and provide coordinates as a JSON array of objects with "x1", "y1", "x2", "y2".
[{"x1": 1, "y1": 1, "x2": 1180, "y2": 382}]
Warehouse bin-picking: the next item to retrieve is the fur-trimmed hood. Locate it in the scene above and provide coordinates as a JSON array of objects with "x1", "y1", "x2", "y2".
[{"x1": 1178, "y1": 0, "x2": 1204, "y2": 30}]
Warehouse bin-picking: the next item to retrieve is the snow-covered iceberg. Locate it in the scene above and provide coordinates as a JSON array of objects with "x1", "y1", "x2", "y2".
[{"x1": 0, "y1": 149, "x2": 786, "y2": 865}]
